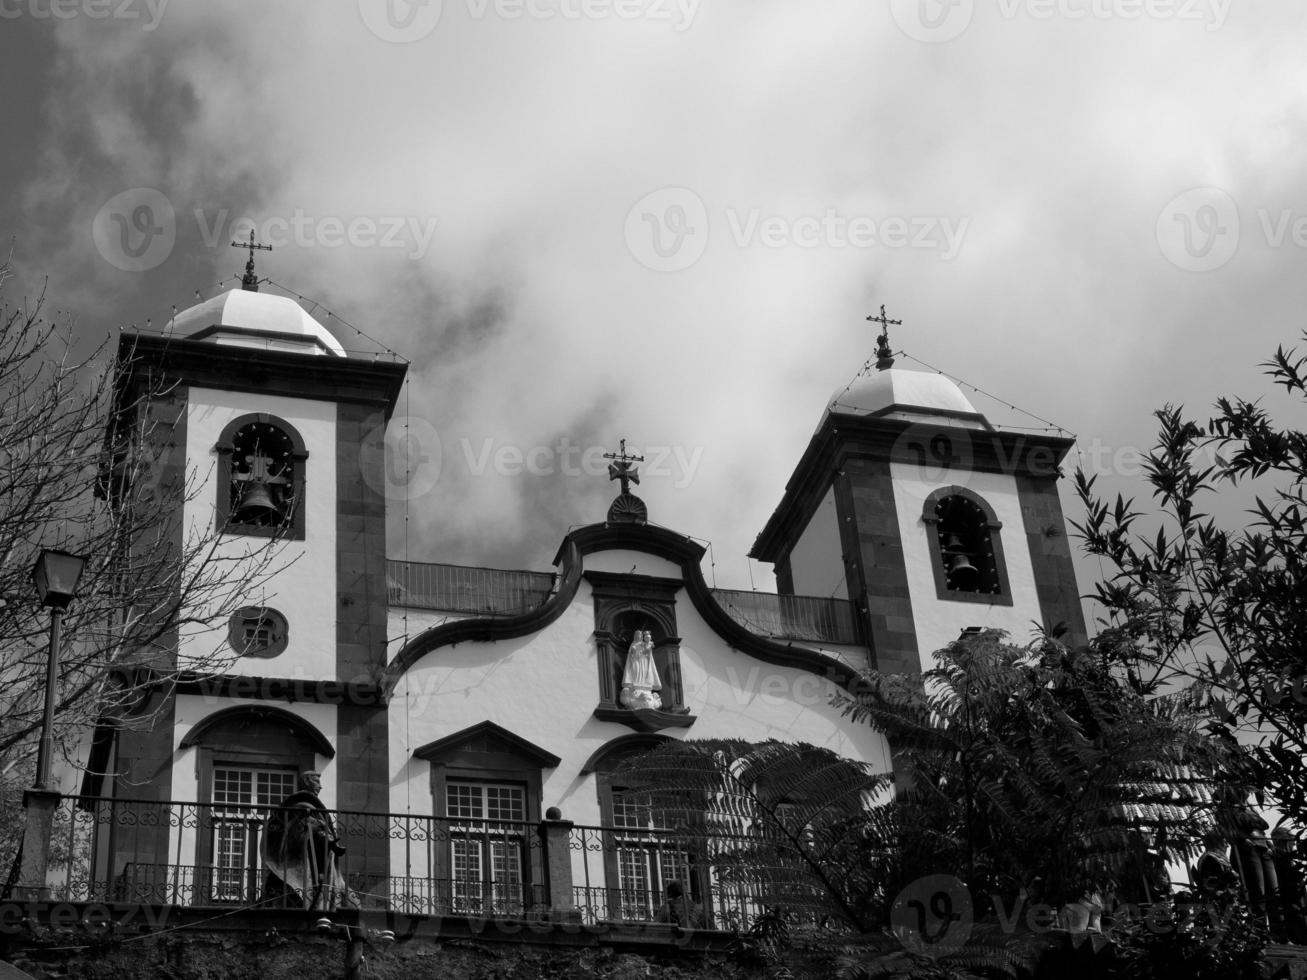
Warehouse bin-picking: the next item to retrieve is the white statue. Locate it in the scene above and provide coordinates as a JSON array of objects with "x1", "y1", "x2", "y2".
[{"x1": 620, "y1": 630, "x2": 662, "y2": 710}]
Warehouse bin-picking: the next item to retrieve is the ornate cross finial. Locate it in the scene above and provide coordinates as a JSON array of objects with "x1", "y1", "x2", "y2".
[
  {"x1": 866, "y1": 304, "x2": 901, "y2": 371},
  {"x1": 231, "y1": 229, "x2": 273, "y2": 292},
  {"x1": 604, "y1": 438, "x2": 644, "y2": 495},
  {"x1": 603, "y1": 438, "x2": 647, "y2": 524}
]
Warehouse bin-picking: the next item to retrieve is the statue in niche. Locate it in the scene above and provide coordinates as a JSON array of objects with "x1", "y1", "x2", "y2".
[{"x1": 620, "y1": 630, "x2": 662, "y2": 710}]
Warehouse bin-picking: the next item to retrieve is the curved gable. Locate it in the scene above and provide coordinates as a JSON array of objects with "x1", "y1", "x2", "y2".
[{"x1": 385, "y1": 523, "x2": 866, "y2": 696}]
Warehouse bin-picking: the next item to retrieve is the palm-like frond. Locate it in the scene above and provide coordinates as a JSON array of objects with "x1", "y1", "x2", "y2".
[{"x1": 616, "y1": 739, "x2": 895, "y2": 930}]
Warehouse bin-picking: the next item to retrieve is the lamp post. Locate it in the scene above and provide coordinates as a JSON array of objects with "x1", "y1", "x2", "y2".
[
  {"x1": 15, "y1": 549, "x2": 87, "y2": 900},
  {"x1": 29, "y1": 549, "x2": 87, "y2": 789}
]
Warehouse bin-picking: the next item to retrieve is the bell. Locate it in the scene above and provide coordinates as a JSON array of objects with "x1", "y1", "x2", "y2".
[
  {"x1": 233, "y1": 481, "x2": 283, "y2": 525},
  {"x1": 947, "y1": 553, "x2": 980, "y2": 589},
  {"x1": 942, "y1": 533, "x2": 966, "y2": 553}
]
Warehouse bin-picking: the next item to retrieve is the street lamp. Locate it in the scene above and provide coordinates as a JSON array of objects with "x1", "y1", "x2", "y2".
[
  {"x1": 15, "y1": 548, "x2": 87, "y2": 900},
  {"x1": 30, "y1": 549, "x2": 87, "y2": 790}
]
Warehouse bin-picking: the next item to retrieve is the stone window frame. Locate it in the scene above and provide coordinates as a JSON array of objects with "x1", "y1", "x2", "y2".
[
  {"x1": 415, "y1": 721, "x2": 559, "y2": 910},
  {"x1": 226, "y1": 606, "x2": 290, "y2": 659},
  {"x1": 214, "y1": 413, "x2": 308, "y2": 541},
  {"x1": 921, "y1": 485, "x2": 1014, "y2": 607}
]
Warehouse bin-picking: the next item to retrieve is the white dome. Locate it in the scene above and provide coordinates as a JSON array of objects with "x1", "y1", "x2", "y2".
[
  {"x1": 171, "y1": 289, "x2": 347, "y2": 357},
  {"x1": 827, "y1": 368, "x2": 980, "y2": 418}
]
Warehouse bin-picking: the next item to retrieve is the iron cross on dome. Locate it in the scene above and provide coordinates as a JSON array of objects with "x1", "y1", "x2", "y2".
[
  {"x1": 231, "y1": 229, "x2": 273, "y2": 292},
  {"x1": 866, "y1": 304, "x2": 901, "y2": 371}
]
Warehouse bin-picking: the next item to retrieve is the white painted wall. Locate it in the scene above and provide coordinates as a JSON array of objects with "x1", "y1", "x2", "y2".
[
  {"x1": 181, "y1": 387, "x2": 338, "y2": 680},
  {"x1": 787, "y1": 487, "x2": 847, "y2": 599},
  {"x1": 386, "y1": 577, "x2": 893, "y2": 827},
  {"x1": 890, "y1": 462, "x2": 1044, "y2": 663}
]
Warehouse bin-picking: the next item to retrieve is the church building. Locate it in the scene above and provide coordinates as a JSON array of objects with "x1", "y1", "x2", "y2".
[{"x1": 66, "y1": 279, "x2": 1085, "y2": 927}]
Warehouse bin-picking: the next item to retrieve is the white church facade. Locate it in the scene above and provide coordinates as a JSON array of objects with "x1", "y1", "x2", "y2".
[{"x1": 65, "y1": 283, "x2": 1084, "y2": 926}]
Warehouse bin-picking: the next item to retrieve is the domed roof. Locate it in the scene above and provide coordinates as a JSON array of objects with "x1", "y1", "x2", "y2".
[
  {"x1": 827, "y1": 367, "x2": 982, "y2": 420},
  {"x1": 170, "y1": 289, "x2": 347, "y2": 357}
]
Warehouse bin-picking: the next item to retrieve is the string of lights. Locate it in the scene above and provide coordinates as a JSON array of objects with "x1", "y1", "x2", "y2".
[
  {"x1": 262, "y1": 278, "x2": 408, "y2": 363},
  {"x1": 115, "y1": 275, "x2": 408, "y2": 363},
  {"x1": 826, "y1": 349, "x2": 1076, "y2": 438}
]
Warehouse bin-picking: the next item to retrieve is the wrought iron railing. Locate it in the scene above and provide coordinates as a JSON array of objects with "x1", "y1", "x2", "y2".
[
  {"x1": 566, "y1": 822, "x2": 789, "y2": 932},
  {"x1": 386, "y1": 560, "x2": 556, "y2": 615},
  {"x1": 36, "y1": 796, "x2": 547, "y2": 916},
  {"x1": 708, "y1": 589, "x2": 859, "y2": 645},
  {"x1": 26, "y1": 797, "x2": 789, "y2": 932}
]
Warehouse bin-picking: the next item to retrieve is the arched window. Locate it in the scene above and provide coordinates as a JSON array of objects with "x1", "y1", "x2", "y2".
[
  {"x1": 583, "y1": 735, "x2": 708, "y2": 925},
  {"x1": 214, "y1": 414, "x2": 307, "y2": 539},
  {"x1": 179, "y1": 706, "x2": 333, "y2": 903},
  {"x1": 922, "y1": 487, "x2": 1013, "y2": 606}
]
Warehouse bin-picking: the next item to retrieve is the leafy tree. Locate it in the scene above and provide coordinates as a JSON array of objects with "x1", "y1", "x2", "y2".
[
  {"x1": 838, "y1": 631, "x2": 1231, "y2": 913},
  {"x1": 0, "y1": 262, "x2": 283, "y2": 811},
  {"x1": 619, "y1": 632, "x2": 1234, "y2": 978},
  {"x1": 1074, "y1": 332, "x2": 1307, "y2": 828}
]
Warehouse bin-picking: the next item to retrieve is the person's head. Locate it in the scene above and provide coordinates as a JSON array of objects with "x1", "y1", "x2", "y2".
[
  {"x1": 665, "y1": 880, "x2": 683, "y2": 900},
  {"x1": 301, "y1": 771, "x2": 322, "y2": 793},
  {"x1": 1202, "y1": 831, "x2": 1226, "y2": 851}
]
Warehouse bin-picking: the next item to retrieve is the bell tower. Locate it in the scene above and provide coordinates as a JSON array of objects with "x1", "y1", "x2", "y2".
[
  {"x1": 104, "y1": 273, "x2": 406, "y2": 859},
  {"x1": 750, "y1": 312, "x2": 1085, "y2": 673}
]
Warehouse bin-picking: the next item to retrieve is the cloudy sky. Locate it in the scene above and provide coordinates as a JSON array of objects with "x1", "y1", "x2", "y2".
[{"x1": 2, "y1": 1, "x2": 1305, "y2": 621}]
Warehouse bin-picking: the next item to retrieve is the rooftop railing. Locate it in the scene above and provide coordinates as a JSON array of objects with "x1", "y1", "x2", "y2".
[
  {"x1": 386, "y1": 560, "x2": 557, "y2": 615},
  {"x1": 708, "y1": 589, "x2": 859, "y2": 644},
  {"x1": 386, "y1": 559, "x2": 860, "y2": 645}
]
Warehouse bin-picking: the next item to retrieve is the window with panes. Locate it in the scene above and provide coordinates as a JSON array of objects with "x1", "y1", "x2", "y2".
[
  {"x1": 446, "y1": 781, "x2": 528, "y2": 915},
  {"x1": 608, "y1": 788, "x2": 693, "y2": 921},
  {"x1": 210, "y1": 766, "x2": 298, "y2": 902}
]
